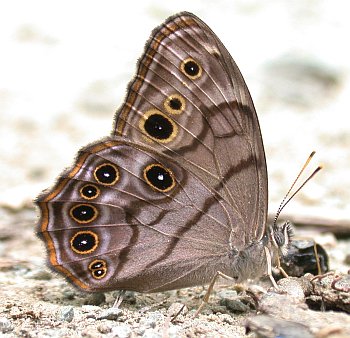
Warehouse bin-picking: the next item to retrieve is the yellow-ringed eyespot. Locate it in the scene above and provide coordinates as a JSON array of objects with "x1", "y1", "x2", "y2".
[
  {"x1": 79, "y1": 184, "x2": 100, "y2": 200},
  {"x1": 88, "y1": 259, "x2": 107, "y2": 279},
  {"x1": 143, "y1": 163, "x2": 176, "y2": 192},
  {"x1": 164, "y1": 94, "x2": 186, "y2": 115},
  {"x1": 180, "y1": 58, "x2": 202, "y2": 79},
  {"x1": 70, "y1": 230, "x2": 99, "y2": 254},
  {"x1": 139, "y1": 110, "x2": 178, "y2": 143},
  {"x1": 94, "y1": 163, "x2": 119, "y2": 186},
  {"x1": 69, "y1": 204, "x2": 98, "y2": 224}
]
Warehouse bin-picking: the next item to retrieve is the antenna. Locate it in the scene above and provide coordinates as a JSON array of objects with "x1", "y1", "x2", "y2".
[{"x1": 273, "y1": 151, "x2": 322, "y2": 227}]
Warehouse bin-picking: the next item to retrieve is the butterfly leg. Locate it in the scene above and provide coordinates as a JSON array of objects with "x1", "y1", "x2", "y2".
[
  {"x1": 113, "y1": 290, "x2": 126, "y2": 308},
  {"x1": 312, "y1": 239, "x2": 322, "y2": 275},
  {"x1": 276, "y1": 255, "x2": 289, "y2": 278},
  {"x1": 264, "y1": 247, "x2": 279, "y2": 289},
  {"x1": 194, "y1": 271, "x2": 235, "y2": 317}
]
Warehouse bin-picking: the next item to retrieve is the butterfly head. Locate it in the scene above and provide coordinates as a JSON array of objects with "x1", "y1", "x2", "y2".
[{"x1": 268, "y1": 221, "x2": 294, "y2": 257}]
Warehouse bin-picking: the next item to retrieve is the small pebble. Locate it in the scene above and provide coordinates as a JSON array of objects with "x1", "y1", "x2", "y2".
[
  {"x1": 97, "y1": 322, "x2": 112, "y2": 334},
  {"x1": 220, "y1": 298, "x2": 250, "y2": 313},
  {"x1": 58, "y1": 306, "x2": 74, "y2": 322},
  {"x1": 246, "y1": 314, "x2": 313, "y2": 338},
  {"x1": 277, "y1": 278, "x2": 305, "y2": 301},
  {"x1": 0, "y1": 317, "x2": 13, "y2": 333},
  {"x1": 97, "y1": 307, "x2": 122, "y2": 320}
]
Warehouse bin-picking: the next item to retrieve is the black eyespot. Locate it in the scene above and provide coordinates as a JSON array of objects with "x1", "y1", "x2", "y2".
[
  {"x1": 184, "y1": 61, "x2": 199, "y2": 76},
  {"x1": 80, "y1": 184, "x2": 99, "y2": 200},
  {"x1": 92, "y1": 269, "x2": 106, "y2": 278},
  {"x1": 144, "y1": 113, "x2": 173, "y2": 140},
  {"x1": 70, "y1": 204, "x2": 98, "y2": 223},
  {"x1": 70, "y1": 231, "x2": 98, "y2": 254},
  {"x1": 144, "y1": 164, "x2": 175, "y2": 192},
  {"x1": 89, "y1": 259, "x2": 107, "y2": 279},
  {"x1": 181, "y1": 58, "x2": 202, "y2": 79},
  {"x1": 164, "y1": 94, "x2": 185, "y2": 115},
  {"x1": 89, "y1": 260, "x2": 105, "y2": 270},
  {"x1": 169, "y1": 98, "x2": 182, "y2": 110},
  {"x1": 94, "y1": 163, "x2": 119, "y2": 185}
]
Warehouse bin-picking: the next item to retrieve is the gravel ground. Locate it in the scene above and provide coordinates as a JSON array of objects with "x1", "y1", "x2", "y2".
[{"x1": 1, "y1": 1, "x2": 350, "y2": 337}]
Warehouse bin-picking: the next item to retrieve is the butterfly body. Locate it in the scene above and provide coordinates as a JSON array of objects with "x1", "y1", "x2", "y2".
[{"x1": 36, "y1": 12, "x2": 283, "y2": 294}]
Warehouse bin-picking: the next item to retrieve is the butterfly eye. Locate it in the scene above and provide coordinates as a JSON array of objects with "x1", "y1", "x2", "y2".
[
  {"x1": 70, "y1": 204, "x2": 98, "y2": 223},
  {"x1": 181, "y1": 58, "x2": 202, "y2": 79},
  {"x1": 143, "y1": 163, "x2": 176, "y2": 192},
  {"x1": 140, "y1": 110, "x2": 178, "y2": 143},
  {"x1": 70, "y1": 230, "x2": 99, "y2": 254},
  {"x1": 164, "y1": 94, "x2": 186, "y2": 115},
  {"x1": 80, "y1": 184, "x2": 100, "y2": 200},
  {"x1": 94, "y1": 163, "x2": 119, "y2": 185},
  {"x1": 89, "y1": 259, "x2": 107, "y2": 279}
]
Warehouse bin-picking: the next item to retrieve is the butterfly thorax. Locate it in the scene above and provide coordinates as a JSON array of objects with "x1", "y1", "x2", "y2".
[
  {"x1": 227, "y1": 221, "x2": 293, "y2": 282},
  {"x1": 228, "y1": 239, "x2": 268, "y2": 282}
]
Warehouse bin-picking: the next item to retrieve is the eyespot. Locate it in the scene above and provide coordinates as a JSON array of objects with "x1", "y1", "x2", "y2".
[
  {"x1": 88, "y1": 259, "x2": 107, "y2": 279},
  {"x1": 143, "y1": 163, "x2": 175, "y2": 192},
  {"x1": 70, "y1": 231, "x2": 98, "y2": 254},
  {"x1": 164, "y1": 94, "x2": 186, "y2": 115},
  {"x1": 180, "y1": 58, "x2": 202, "y2": 79},
  {"x1": 94, "y1": 163, "x2": 119, "y2": 185},
  {"x1": 70, "y1": 204, "x2": 98, "y2": 224},
  {"x1": 80, "y1": 184, "x2": 100, "y2": 200},
  {"x1": 140, "y1": 110, "x2": 178, "y2": 143}
]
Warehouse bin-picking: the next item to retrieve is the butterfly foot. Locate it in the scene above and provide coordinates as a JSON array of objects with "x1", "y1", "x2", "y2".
[
  {"x1": 113, "y1": 290, "x2": 126, "y2": 309},
  {"x1": 194, "y1": 271, "x2": 235, "y2": 317},
  {"x1": 193, "y1": 301, "x2": 207, "y2": 318}
]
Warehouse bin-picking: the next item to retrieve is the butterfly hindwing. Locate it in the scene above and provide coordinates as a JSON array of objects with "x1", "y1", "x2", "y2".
[{"x1": 37, "y1": 137, "x2": 240, "y2": 292}]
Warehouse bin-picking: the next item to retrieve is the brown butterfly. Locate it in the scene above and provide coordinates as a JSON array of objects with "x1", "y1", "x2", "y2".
[{"x1": 36, "y1": 12, "x2": 292, "y2": 298}]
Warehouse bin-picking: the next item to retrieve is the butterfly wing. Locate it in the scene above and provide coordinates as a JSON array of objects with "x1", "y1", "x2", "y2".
[
  {"x1": 36, "y1": 12, "x2": 269, "y2": 292},
  {"x1": 37, "y1": 138, "x2": 237, "y2": 292},
  {"x1": 114, "y1": 12, "x2": 268, "y2": 246}
]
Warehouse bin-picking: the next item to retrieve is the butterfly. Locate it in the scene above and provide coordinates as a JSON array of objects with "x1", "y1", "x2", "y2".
[{"x1": 36, "y1": 11, "x2": 291, "y2": 298}]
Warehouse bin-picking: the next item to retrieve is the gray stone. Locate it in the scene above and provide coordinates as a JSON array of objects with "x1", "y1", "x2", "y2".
[
  {"x1": 246, "y1": 314, "x2": 313, "y2": 338},
  {"x1": 97, "y1": 307, "x2": 122, "y2": 320},
  {"x1": 0, "y1": 317, "x2": 13, "y2": 333},
  {"x1": 58, "y1": 306, "x2": 74, "y2": 322},
  {"x1": 220, "y1": 298, "x2": 250, "y2": 313},
  {"x1": 97, "y1": 322, "x2": 113, "y2": 334}
]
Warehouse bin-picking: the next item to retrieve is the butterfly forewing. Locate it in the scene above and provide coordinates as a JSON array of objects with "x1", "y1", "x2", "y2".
[{"x1": 114, "y1": 12, "x2": 268, "y2": 244}]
